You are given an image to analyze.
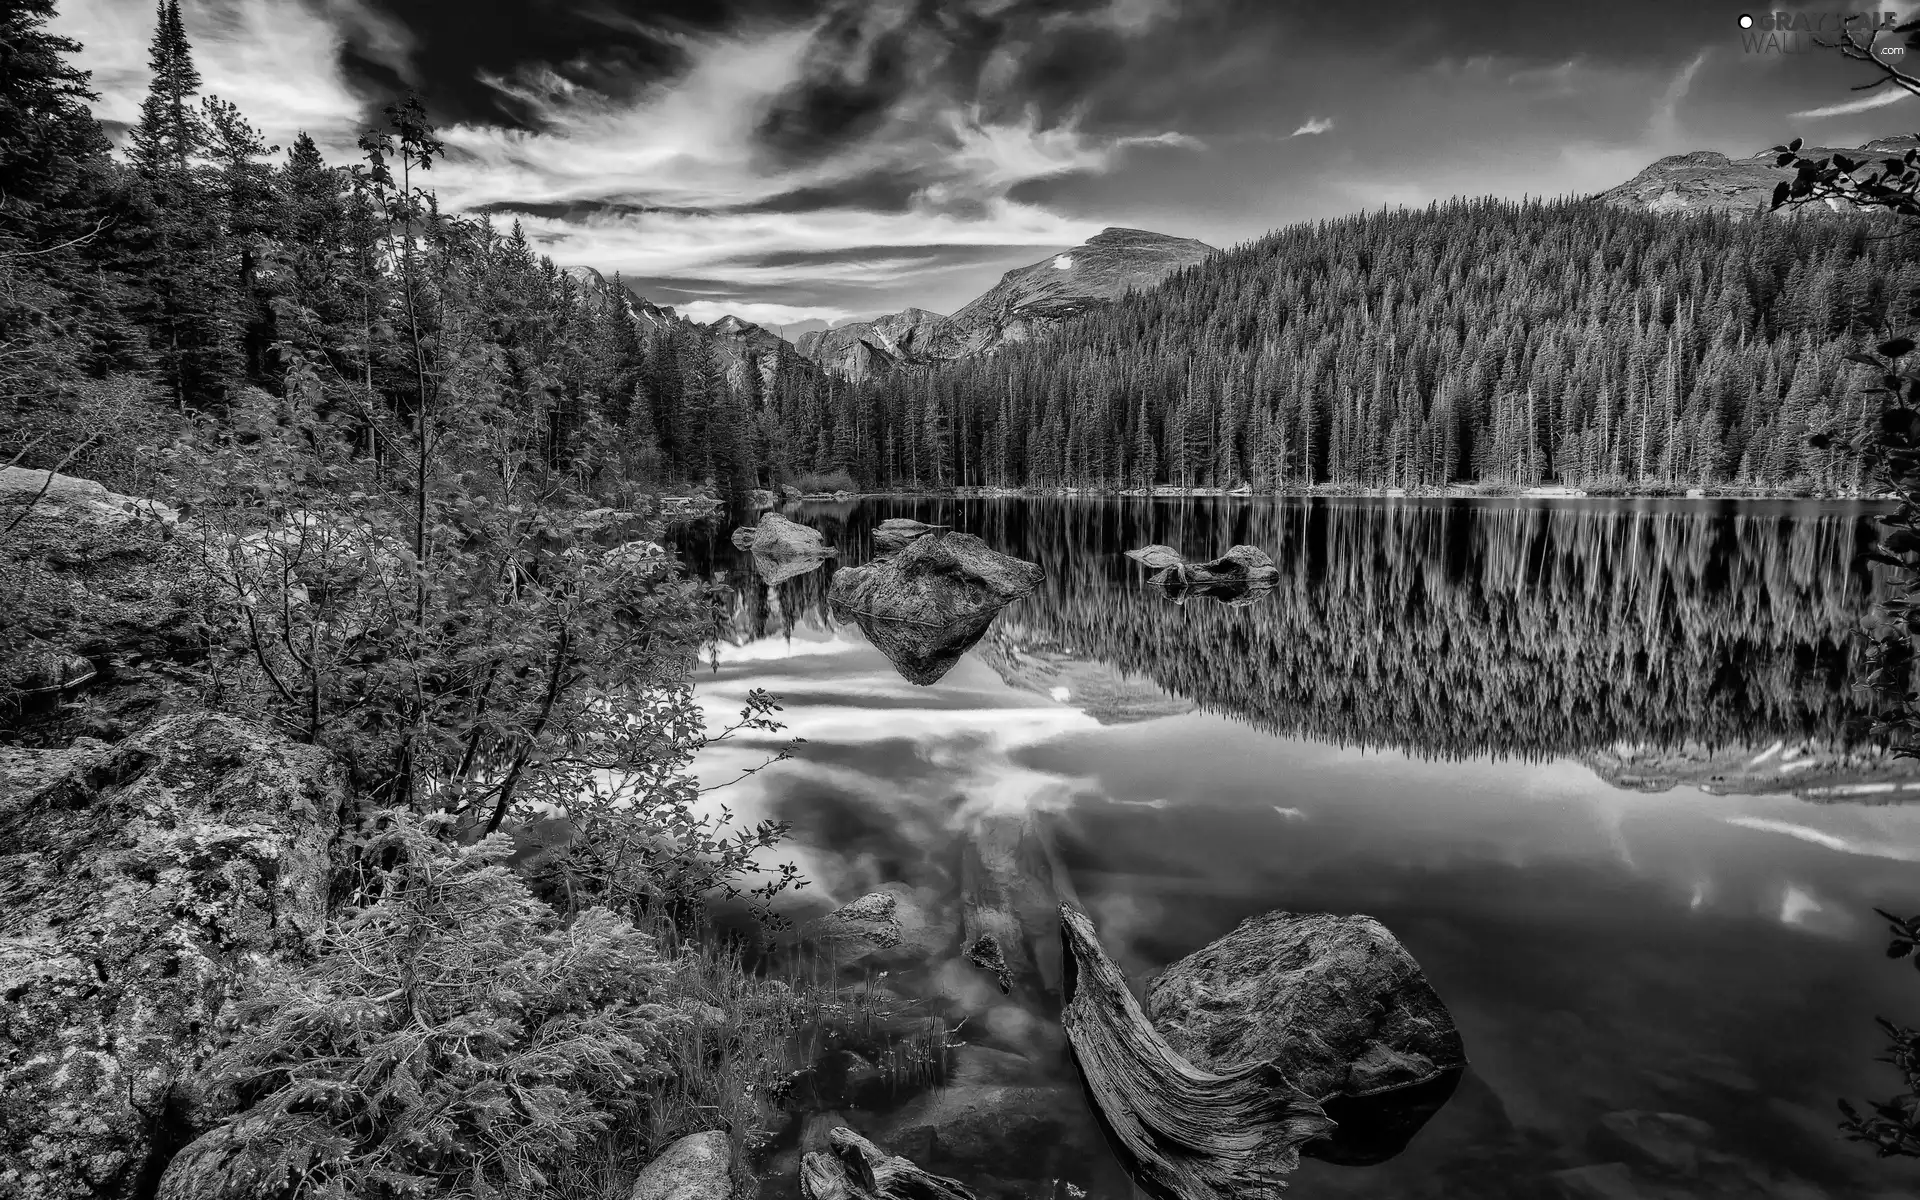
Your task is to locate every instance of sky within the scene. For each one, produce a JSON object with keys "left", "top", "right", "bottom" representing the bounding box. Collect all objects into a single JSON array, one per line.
[{"left": 46, "top": 0, "right": 1920, "bottom": 331}]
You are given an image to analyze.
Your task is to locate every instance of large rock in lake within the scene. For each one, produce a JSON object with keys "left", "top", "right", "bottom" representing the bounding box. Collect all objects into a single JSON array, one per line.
[
  {"left": 0, "top": 712, "right": 346, "bottom": 1199},
  {"left": 828, "top": 534, "right": 1042, "bottom": 684},
  {"left": 742, "top": 512, "right": 835, "bottom": 560},
  {"left": 1144, "top": 910, "right": 1466, "bottom": 1163},
  {"left": 830, "top": 533, "right": 1042, "bottom": 623}
]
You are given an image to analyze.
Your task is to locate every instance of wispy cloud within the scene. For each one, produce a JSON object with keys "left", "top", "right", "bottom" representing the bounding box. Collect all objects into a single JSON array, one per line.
[
  {"left": 1790, "top": 86, "right": 1917, "bottom": 119},
  {"left": 53, "top": 0, "right": 405, "bottom": 158},
  {"left": 1289, "top": 116, "right": 1334, "bottom": 137}
]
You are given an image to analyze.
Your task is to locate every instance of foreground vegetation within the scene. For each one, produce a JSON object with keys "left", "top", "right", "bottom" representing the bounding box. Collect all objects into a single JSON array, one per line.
[{"left": 0, "top": 2, "right": 832, "bottom": 1195}]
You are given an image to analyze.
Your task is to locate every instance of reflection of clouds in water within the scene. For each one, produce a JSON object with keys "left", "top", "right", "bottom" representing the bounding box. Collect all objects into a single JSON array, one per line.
[
  {"left": 1776, "top": 882, "right": 1852, "bottom": 937},
  {"left": 1725, "top": 815, "right": 1920, "bottom": 862},
  {"left": 709, "top": 631, "right": 863, "bottom": 664}
]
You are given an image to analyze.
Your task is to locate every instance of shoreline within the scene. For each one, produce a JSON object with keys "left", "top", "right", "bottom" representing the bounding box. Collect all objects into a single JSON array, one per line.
[{"left": 780, "top": 484, "right": 1897, "bottom": 503}]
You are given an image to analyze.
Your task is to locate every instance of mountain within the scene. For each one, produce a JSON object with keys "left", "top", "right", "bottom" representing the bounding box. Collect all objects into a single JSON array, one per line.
[
  {"left": 796, "top": 307, "right": 969, "bottom": 379},
  {"left": 705, "top": 312, "right": 793, "bottom": 394},
  {"left": 1598, "top": 136, "right": 1920, "bottom": 216},
  {"left": 796, "top": 227, "right": 1215, "bottom": 380}
]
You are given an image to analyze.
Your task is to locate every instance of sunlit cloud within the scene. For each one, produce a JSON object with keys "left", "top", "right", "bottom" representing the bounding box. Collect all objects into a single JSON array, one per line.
[
  {"left": 1289, "top": 116, "right": 1334, "bottom": 136},
  {"left": 1790, "top": 87, "right": 1917, "bottom": 119},
  {"left": 52, "top": 0, "right": 402, "bottom": 159}
]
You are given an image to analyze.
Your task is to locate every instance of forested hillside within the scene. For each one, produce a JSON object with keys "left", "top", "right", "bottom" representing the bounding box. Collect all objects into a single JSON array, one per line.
[{"left": 759, "top": 202, "right": 1920, "bottom": 492}]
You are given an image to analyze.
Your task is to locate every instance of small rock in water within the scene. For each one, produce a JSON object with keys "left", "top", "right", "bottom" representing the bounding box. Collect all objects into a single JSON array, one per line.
[
  {"left": 752, "top": 511, "right": 837, "bottom": 559},
  {"left": 629, "top": 1130, "right": 733, "bottom": 1200},
  {"left": 731, "top": 524, "right": 759, "bottom": 550}
]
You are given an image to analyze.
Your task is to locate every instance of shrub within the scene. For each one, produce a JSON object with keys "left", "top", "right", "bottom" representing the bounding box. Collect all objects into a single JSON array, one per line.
[
  {"left": 790, "top": 468, "right": 856, "bottom": 495},
  {"left": 159, "top": 813, "right": 680, "bottom": 1200}
]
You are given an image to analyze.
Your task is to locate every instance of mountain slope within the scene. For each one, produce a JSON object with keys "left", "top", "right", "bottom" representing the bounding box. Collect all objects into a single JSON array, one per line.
[
  {"left": 797, "top": 227, "right": 1215, "bottom": 380},
  {"left": 1598, "top": 136, "right": 1920, "bottom": 216}
]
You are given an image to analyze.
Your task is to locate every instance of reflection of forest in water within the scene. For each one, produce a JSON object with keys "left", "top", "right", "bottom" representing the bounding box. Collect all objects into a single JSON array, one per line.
[{"left": 680, "top": 496, "right": 1898, "bottom": 765}]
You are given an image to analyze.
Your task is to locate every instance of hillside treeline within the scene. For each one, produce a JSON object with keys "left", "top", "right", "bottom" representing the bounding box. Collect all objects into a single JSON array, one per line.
[{"left": 767, "top": 203, "right": 1920, "bottom": 493}]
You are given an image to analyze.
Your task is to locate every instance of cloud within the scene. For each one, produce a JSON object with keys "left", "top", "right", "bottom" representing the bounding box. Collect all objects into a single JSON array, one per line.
[
  {"left": 52, "top": 0, "right": 405, "bottom": 159},
  {"left": 1790, "top": 86, "right": 1918, "bottom": 119},
  {"left": 1289, "top": 116, "right": 1334, "bottom": 136},
  {"left": 676, "top": 299, "right": 856, "bottom": 327}
]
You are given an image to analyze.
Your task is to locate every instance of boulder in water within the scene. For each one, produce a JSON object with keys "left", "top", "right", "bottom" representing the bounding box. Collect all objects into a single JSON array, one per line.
[
  {"left": 752, "top": 547, "right": 832, "bottom": 586},
  {"left": 1144, "top": 910, "right": 1466, "bottom": 1165},
  {"left": 829, "top": 533, "right": 1041, "bottom": 685},
  {"left": 1059, "top": 905, "right": 1334, "bottom": 1200},
  {"left": 731, "top": 525, "right": 759, "bottom": 550},
  {"left": 1125, "top": 543, "right": 1278, "bottom": 588},
  {"left": 874, "top": 518, "right": 950, "bottom": 554},
  {"left": 830, "top": 533, "right": 1040, "bottom": 625},
  {"left": 752, "top": 511, "right": 836, "bottom": 559}
]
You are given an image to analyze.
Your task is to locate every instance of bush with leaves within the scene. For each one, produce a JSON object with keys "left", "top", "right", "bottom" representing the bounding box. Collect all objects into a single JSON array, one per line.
[{"left": 157, "top": 812, "right": 681, "bottom": 1200}]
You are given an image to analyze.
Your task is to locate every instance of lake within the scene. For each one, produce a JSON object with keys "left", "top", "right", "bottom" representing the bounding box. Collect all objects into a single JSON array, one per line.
[{"left": 675, "top": 495, "right": 1920, "bottom": 1200}]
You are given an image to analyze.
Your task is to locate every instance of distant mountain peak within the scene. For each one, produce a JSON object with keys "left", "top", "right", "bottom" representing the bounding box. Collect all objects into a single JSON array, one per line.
[
  {"left": 797, "top": 226, "right": 1214, "bottom": 380},
  {"left": 1600, "top": 135, "right": 1920, "bottom": 216}
]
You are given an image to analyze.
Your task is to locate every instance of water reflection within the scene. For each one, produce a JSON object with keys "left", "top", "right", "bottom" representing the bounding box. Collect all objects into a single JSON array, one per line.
[{"left": 672, "top": 497, "right": 1920, "bottom": 1200}]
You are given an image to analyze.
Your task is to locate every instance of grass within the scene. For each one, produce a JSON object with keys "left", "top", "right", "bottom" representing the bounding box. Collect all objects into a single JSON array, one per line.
[
  {"left": 541, "top": 917, "right": 956, "bottom": 1200},
  {"left": 789, "top": 469, "right": 858, "bottom": 495}
]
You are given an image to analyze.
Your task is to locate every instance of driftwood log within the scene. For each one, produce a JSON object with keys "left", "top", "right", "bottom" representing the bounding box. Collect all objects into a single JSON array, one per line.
[
  {"left": 799, "top": 1126, "right": 979, "bottom": 1200},
  {"left": 1059, "top": 905, "right": 1334, "bottom": 1200}
]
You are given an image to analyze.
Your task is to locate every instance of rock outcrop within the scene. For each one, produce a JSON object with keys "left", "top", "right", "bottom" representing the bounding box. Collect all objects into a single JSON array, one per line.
[
  {"left": 1597, "top": 136, "right": 1920, "bottom": 216},
  {"left": 796, "top": 309, "right": 969, "bottom": 382},
  {"left": 0, "top": 712, "right": 347, "bottom": 1199},
  {"left": 629, "top": 1129, "right": 735, "bottom": 1200},
  {"left": 1143, "top": 909, "right": 1466, "bottom": 1165},
  {"left": 0, "top": 469, "right": 201, "bottom": 740},
  {"left": 1058, "top": 905, "right": 1334, "bottom": 1200}
]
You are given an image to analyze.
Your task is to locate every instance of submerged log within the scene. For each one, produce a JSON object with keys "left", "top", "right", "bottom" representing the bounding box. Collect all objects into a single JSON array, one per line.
[
  {"left": 1059, "top": 904, "right": 1334, "bottom": 1200},
  {"left": 799, "top": 1126, "right": 978, "bottom": 1200}
]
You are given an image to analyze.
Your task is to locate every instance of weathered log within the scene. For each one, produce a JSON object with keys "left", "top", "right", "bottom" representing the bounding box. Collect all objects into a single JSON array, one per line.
[
  {"left": 1058, "top": 904, "right": 1334, "bottom": 1200},
  {"left": 799, "top": 1127, "right": 978, "bottom": 1200}
]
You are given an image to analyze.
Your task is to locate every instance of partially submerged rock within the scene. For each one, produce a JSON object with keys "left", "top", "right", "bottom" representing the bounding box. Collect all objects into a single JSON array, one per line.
[
  {"left": 831, "top": 532, "right": 1041, "bottom": 625},
  {"left": 750, "top": 488, "right": 777, "bottom": 511},
  {"left": 732, "top": 525, "right": 760, "bottom": 550},
  {"left": 750, "top": 511, "right": 837, "bottom": 559},
  {"left": 629, "top": 1129, "right": 733, "bottom": 1200},
  {"left": 1144, "top": 910, "right": 1466, "bottom": 1165},
  {"left": 1058, "top": 905, "right": 1333, "bottom": 1200},
  {"left": 1145, "top": 911, "right": 1466, "bottom": 1101},
  {"left": 1124, "top": 544, "right": 1278, "bottom": 589},
  {"left": 0, "top": 713, "right": 346, "bottom": 1200},
  {"left": 800, "top": 1126, "right": 978, "bottom": 1200},
  {"left": 873, "top": 518, "right": 950, "bottom": 554},
  {"left": 829, "top": 533, "right": 1041, "bottom": 683}
]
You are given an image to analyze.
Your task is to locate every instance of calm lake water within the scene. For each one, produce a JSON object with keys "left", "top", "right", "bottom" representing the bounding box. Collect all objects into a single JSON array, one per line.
[{"left": 676, "top": 496, "right": 1920, "bottom": 1200}]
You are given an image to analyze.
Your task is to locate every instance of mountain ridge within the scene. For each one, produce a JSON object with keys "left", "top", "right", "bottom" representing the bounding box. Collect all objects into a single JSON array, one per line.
[{"left": 1598, "top": 134, "right": 1920, "bottom": 216}]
